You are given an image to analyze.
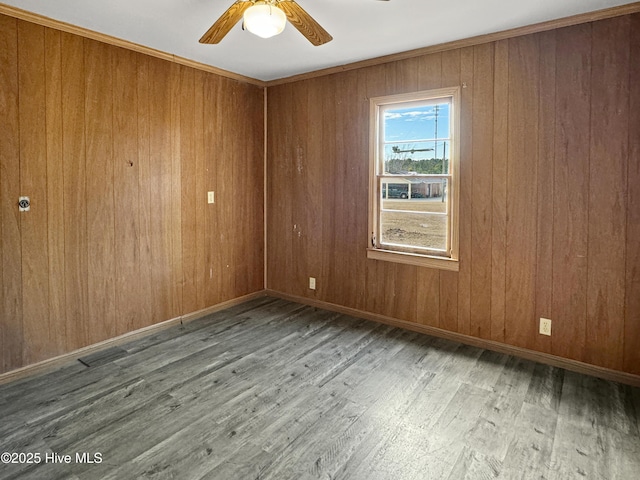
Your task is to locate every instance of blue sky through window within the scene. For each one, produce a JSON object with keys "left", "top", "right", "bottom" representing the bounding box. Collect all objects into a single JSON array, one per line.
[{"left": 384, "top": 103, "right": 450, "bottom": 160}]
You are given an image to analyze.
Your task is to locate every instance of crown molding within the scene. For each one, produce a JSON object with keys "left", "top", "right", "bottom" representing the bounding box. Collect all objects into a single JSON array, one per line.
[
  {"left": 0, "top": 3, "right": 266, "bottom": 87},
  {"left": 3, "top": 2, "right": 638, "bottom": 87},
  {"left": 267, "top": 1, "right": 640, "bottom": 86}
]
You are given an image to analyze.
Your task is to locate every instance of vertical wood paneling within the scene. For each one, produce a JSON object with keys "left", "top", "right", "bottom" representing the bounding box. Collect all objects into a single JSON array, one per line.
[
  {"left": 0, "top": 18, "right": 265, "bottom": 375},
  {"left": 320, "top": 75, "right": 339, "bottom": 304},
  {"left": 231, "top": 84, "right": 245, "bottom": 297},
  {"left": 438, "top": 48, "right": 461, "bottom": 333},
  {"left": 391, "top": 238, "right": 418, "bottom": 320},
  {"left": 417, "top": 52, "right": 442, "bottom": 90},
  {"left": 148, "top": 57, "right": 174, "bottom": 323},
  {"left": 416, "top": 267, "right": 440, "bottom": 328},
  {"left": 266, "top": 14, "right": 639, "bottom": 376},
  {"left": 3, "top": 12, "right": 639, "bottom": 378},
  {"left": 113, "top": 47, "right": 140, "bottom": 336},
  {"left": 203, "top": 73, "right": 222, "bottom": 306},
  {"left": 395, "top": 57, "right": 419, "bottom": 93},
  {"left": 228, "top": 80, "right": 242, "bottom": 297},
  {"left": 180, "top": 66, "right": 197, "bottom": 314},
  {"left": 238, "top": 81, "right": 263, "bottom": 296},
  {"left": 85, "top": 39, "right": 116, "bottom": 345},
  {"left": 238, "top": 81, "right": 254, "bottom": 296},
  {"left": 0, "top": 14, "right": 23, "bottom": 371},
  {"left": 470, "top": 43, "right": 494, "bottom": 340},
  {"left": 265, "top": 84, "right": 279, "bottom": 294},
  {"left": 18, "top": 21, "right": 50, "bottom": 364},
  {"left": 193, "top": 70, "right": 207, "bottom": 310},
  {"left": 291, "top": 80, "right": 310, "bottom": 298},
  {"left": 248, "top": 85, "right": 265, "bottom": 294},
  {"left": 585, "top": 17, "right": 629, "bottom": 370},
  {"left": 306, "top": 77, "right": 325, "bottom": 298},
  {"left": 216, "top": 77, "right": 236, "bottom": 301},
  {"left": 457, "top": 47, "right": 474, "bottom": 336},
  {"left": 535, "top": 30, "right": 556, "bottom": 354},
  {"left": 223, "top": 79, "right": 237, "bottom": 300},
  {"left": 505, "top": 35, "right": 539, "bottom": 349},
  {"left": 170, "top": 63, "right": 183, "bottom": 317},
  {"left": 61, "top": 32, "right": 88, "bottom": 351},
  {"left": 236, "top": 83, "right": 252, "bottom": 297},
  {"left": 491, "top": 39, "right": 509, "bottom": 343},
  {"left": 232, "top": 81, "right": 251, "bottom": 296},
  {"left": 44, "top": 28, "right": 66, "bottom": 356},
  {"left": 335, "top": 70, "right": 367, "bottom": 311},
  {"left": 267, "top": 83, "right": 294, "bottom": 294},
  {"left": 355, "top": 71, "right": 370, "bottom": 312},
  {"left": 136, "top": 54, "right": 153, "bottom": 329},
  {"left": 624, "top": 13, "right": 640, "bottom": 375},
  {"left": 150, "top": 64, "right": 176, "bottom": 313},
  {"left": 552, "top": 24, "right": 591, "bottom": 362},
  {"left": 232, "top": 80, "right": 246, "bottom": 298},
  {"left": 363, "top": 64, "right": 387, "bottom": 317}
]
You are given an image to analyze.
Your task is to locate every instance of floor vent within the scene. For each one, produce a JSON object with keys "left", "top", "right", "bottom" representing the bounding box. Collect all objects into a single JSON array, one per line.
[{"left": 78, "top": 346, "right": 129, "bottom": 367}]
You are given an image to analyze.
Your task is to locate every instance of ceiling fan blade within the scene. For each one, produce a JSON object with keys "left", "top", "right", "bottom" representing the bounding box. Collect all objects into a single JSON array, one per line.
[
  {"left": 199, "top": 0, "right": 252, "bottom": 44},
  {"left": 277, "top": 1, "right": 333, "bottom": 46}
]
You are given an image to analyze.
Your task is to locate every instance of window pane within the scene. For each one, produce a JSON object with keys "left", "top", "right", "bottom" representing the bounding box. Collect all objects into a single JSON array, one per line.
[
  {"left": 370, "top": 87, "right": 459, "bottom": 265},
  {"left": 381, "top": 179, "right": 447, "bottom": 208},
  {"left": 383, "top": 102, "right": 450, "bottom": 142},
  {"left": 379, "top": 211, "right": 447, "bottom": 251},
  {"left": 379, "top": 178, "right": 449, "bottom": 252},
  {"left": 383, "top": 140, "right": 451, "bottom": 174}
]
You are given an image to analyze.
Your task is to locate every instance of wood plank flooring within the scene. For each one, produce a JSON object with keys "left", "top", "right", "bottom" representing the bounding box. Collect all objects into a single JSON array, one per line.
[{"left": 1, "top": 296, "right": 639, "bottom": 479}]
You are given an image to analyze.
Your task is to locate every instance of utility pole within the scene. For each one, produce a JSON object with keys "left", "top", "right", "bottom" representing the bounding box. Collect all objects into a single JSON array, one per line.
[{"left": 434, "top": 104, "right": 439, "bottom": 172}]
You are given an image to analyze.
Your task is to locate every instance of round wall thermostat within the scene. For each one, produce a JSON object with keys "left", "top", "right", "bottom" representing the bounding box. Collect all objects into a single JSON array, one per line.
[{"left": 19, "top": 196, "right": 30, "bottom": 212}]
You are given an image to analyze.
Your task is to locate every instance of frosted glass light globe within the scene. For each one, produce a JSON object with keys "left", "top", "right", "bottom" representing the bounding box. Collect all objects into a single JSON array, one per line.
[{"left": 244, "top": 3, "right": 287, "bottom": 39}]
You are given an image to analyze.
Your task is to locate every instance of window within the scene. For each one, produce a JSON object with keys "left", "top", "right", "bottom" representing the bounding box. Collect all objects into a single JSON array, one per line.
[{"left": 368, "top": 87, "right": 460, "bottom": 271}]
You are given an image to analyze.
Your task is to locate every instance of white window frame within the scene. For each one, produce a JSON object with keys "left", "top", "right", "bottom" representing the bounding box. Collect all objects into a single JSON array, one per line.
[{"left": 367, "top": 87, "right": 460, "bottom": 271}]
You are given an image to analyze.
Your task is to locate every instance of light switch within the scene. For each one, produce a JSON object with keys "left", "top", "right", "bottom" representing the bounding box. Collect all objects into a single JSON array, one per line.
[{"left": 208, "top": 191, "right": 215, "bottom": 204}]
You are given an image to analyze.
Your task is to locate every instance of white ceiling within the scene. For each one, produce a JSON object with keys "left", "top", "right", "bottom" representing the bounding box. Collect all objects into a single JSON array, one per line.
[{"left": 2, "top": 0, "right": 636, "bottom": 81}]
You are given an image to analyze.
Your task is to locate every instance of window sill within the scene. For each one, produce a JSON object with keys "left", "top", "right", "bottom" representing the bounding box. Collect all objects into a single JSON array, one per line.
[{"left": 367, "top": 247, "right": 459, "bottom": 272}]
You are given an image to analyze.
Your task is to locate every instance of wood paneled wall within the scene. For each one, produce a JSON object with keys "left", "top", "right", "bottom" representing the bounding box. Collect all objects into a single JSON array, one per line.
[
  {"left": 0, "top": 15, "right": 264, "bottom": 374},
  {"left": 266, "top": 14, "right": 640, "bottom": 375},
  {"left": 1, "top": 11, "right": 638, "bottom": 378}
]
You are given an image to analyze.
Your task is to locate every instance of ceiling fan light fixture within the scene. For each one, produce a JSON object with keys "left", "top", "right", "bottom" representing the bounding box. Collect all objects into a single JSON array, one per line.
[{"left": 243, "top": 3, "right": 287, "bottom": 39}]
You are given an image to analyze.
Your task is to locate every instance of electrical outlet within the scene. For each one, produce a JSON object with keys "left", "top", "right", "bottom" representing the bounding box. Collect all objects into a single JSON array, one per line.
[
  {"left": 208, "top": 191, "right": 215, "bottom": 204},
  {"left": 309, "top": 277, "right": 316, "bottom": 290},
  {"left": 539, "top": 318, "right": 552, "bottom": 336}
]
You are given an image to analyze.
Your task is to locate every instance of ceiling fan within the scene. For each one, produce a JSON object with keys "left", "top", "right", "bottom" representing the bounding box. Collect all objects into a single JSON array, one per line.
[{"left": 199, "top": 0, "right": 333, "bottom": 46}]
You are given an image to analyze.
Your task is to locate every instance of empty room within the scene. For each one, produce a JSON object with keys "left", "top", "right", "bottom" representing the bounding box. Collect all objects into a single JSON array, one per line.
[{"left": 1, "top": 0, "right": 639, "bottom": 478}]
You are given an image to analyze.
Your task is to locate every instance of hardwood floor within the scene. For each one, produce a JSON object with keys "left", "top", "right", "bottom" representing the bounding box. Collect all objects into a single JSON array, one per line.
[{"left": 1, "top": 296, "right": 639, "bottom": 479}]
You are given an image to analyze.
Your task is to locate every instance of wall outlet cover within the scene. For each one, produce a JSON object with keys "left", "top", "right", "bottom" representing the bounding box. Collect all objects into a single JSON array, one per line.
[{"left": 539, "top": 318, "right": 552, "bottom": 336}]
